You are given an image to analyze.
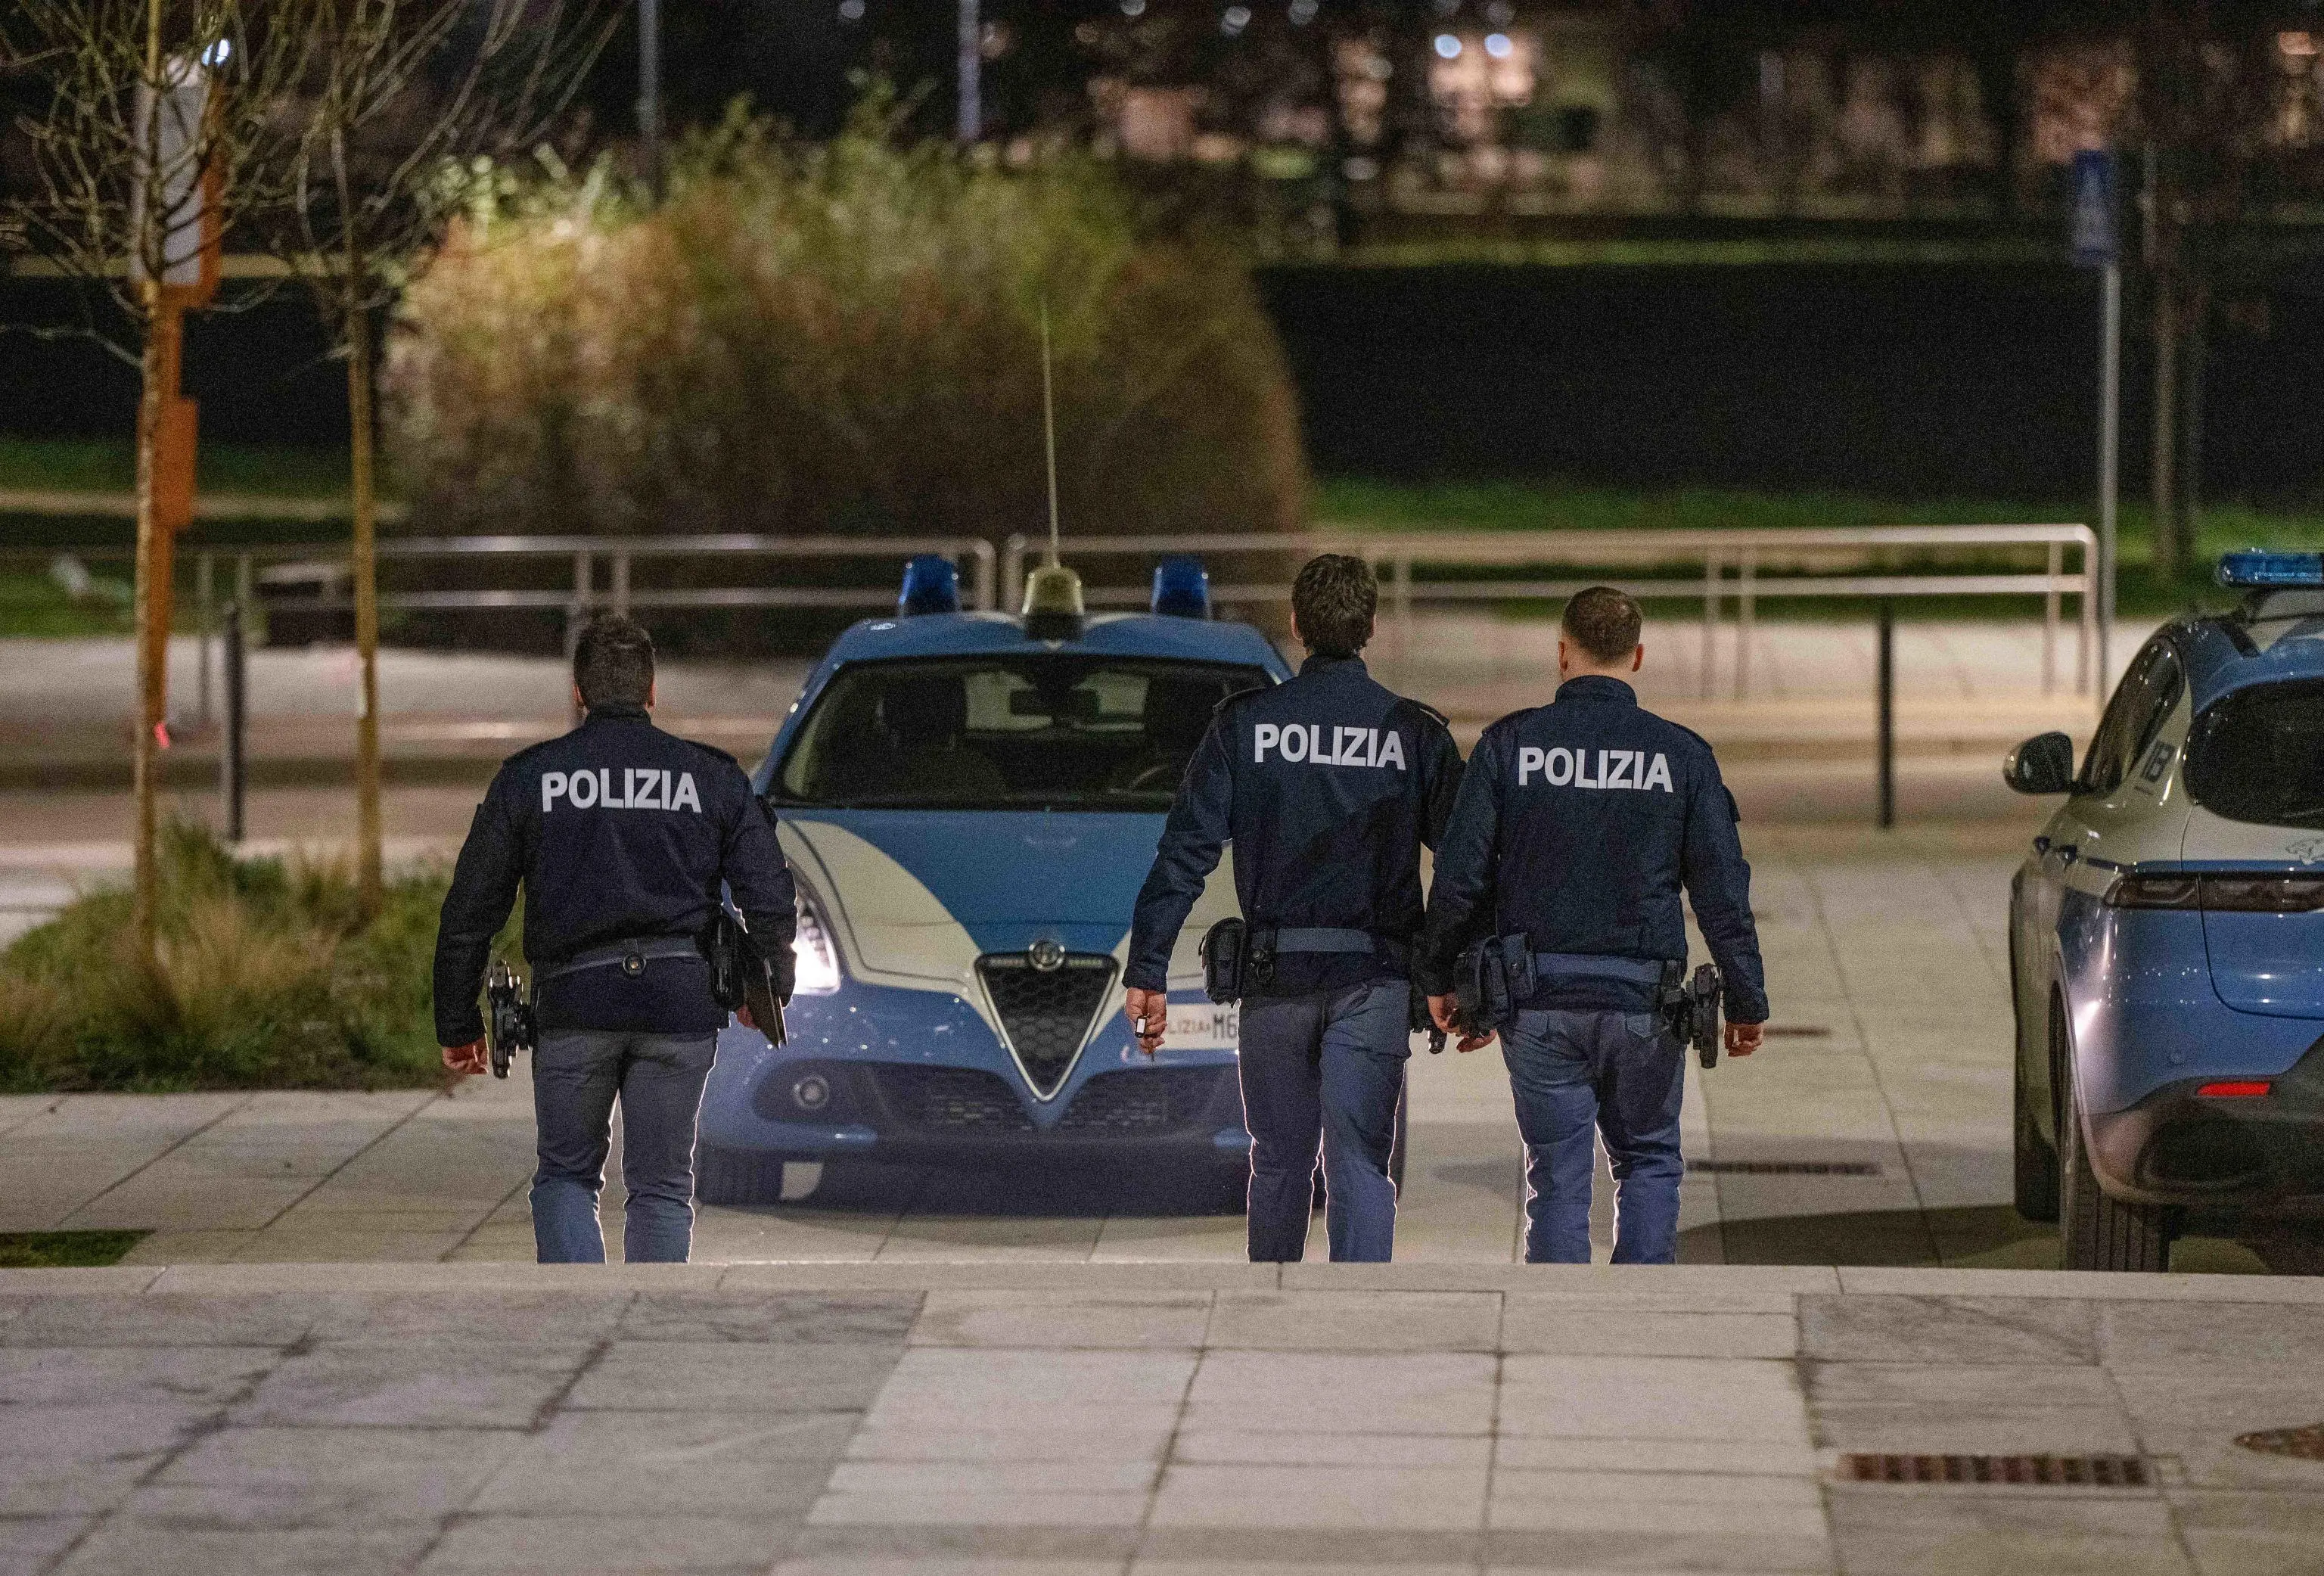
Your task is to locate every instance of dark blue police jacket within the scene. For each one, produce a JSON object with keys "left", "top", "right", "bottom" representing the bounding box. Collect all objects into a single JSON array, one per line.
[
  {"left": 1126, "top": 654, "right": 1464, "bottom": 999},
  {"left": 432, "top": 702, "right": 797, "bottom": 1045},
  {"left": 1417, "top": 675, "right": 1769, "bottom": 1021}
]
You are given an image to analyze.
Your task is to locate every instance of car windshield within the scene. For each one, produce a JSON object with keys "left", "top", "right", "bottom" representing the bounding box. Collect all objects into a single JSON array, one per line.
[
  {"left": 772, "top": 655, "right": 1270, "bottom": 810},
  {"left": 2186, "top": 679, "right": 2324, "bottom": 829}
]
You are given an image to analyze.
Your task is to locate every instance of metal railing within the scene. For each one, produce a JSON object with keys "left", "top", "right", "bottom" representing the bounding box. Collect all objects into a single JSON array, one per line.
[
  {"left": 1003, "top": 524, "right": 2099, "bottom": 699},
  {"left": 11, "top": 533, "right": 996, "bottom": 726}
]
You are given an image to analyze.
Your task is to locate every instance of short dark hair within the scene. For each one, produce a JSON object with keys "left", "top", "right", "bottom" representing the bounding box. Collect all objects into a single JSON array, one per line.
[
  {"left": 1561, "top": 586, "right": 1642, "bottom": 664},
  {"left": 573, "top": 613, "right": 656, "bottom": 708},
  {"left": 1291, "top": 554, "right": 1378, "bottom": 658}
]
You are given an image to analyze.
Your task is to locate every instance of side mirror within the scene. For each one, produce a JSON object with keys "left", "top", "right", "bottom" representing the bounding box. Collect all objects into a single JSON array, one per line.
[{"left": 2004, "top": 732, "right": 2077, "bottom": 795}]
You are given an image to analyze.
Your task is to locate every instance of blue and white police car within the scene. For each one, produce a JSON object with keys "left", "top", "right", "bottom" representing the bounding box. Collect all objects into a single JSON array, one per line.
[
  {"left": 2008, "top": 552, "right": 2324, "bottom": 1269},
  {"left": 695, "top": 558, "right": 1294, "bottom": 1205}
]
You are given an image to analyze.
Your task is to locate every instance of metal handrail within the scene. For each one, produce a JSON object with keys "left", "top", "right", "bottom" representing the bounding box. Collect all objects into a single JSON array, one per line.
[
  {"left": 13, "top": 533, "right": 996, "bottom": 729},
  {"left": 1000, "top": 524, "right": 2099, "bottom": 700}
]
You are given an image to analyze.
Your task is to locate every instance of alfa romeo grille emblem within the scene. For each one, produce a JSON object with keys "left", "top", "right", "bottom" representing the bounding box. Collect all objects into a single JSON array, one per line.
[{"left": 1027, "top": 938, "right": 1067, "bottom": 972}]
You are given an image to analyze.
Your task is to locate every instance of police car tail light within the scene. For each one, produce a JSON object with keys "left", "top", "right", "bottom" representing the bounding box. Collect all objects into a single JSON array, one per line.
[
  {"left": 899, "top": 555, "right": 962, "bottom": 616},
  {"left": 2106, "top": 874, "right": 2200, "bottom": 909},
  {"left": 1151, "top": 557, "right": 1211, "bottom": 619},
  {"left": 2106, "top": 872, "right": 2324, "bottom": 911},
  {"left": 2197, "top": 1080, "right": 2273, "bottom": 1098},
  {"left": 2217, "top": 550, "right": 2324, "bottom": 588},
  {"left": 793, "top": 892, "right": 843, "bottom": 994}
]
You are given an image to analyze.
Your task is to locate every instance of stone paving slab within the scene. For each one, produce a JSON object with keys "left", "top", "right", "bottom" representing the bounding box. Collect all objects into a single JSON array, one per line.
[
  {"left": 9, "top": 1264, "right": 2323, "bottom": 1574},
  {"left": 5, "top": 823, "right": 2154, "bottom": 1276}
]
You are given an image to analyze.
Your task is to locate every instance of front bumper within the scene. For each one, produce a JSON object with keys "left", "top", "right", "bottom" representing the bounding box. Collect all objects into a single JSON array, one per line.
[
  {"left": 726, "top": 1054, "right": 1250, "bottom": 1164},
  {"left": 2086, "top": 1031, "right": 2324, "bottom": 1214}
]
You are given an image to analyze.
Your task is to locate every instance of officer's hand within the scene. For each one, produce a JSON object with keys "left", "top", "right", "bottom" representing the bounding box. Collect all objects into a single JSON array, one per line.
[
  {"left": 736, "top": 1004, "right": 757, "bottom": 1031},
  {"left": 1123, "top": 988, "right": 1167, "bottom": 1056},
  {"left": 1428, "top": 994, "right": 1494, "bottom": 1054},
  {"left": 442, "top": 1039, "right": 488, "bottom": 1077},
  {"left": 1726, "top": 1021, "right": 1763, "bottom": 1058}
]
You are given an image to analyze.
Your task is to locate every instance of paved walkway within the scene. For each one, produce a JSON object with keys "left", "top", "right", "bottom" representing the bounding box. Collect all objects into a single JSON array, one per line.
[
  {"left": 0, "top": 824, "right": 2280, "bottom": 1275},
  {"left": 4, "top": 1259, "right": 2323, "bottom": 1574},
  {"left": 0, "top": 616, "right": 2148, "bottom": 778}
]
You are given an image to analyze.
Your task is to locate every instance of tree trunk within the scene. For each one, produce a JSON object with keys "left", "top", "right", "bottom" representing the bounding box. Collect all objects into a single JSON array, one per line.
[
  {"left": 348, "top": 302, "right": 383, "bottom": 916},
  {"left": 2149, "top": 273, "right": 2180, "bottom": 582},
  {"left": 2177, "top": 281, "right": 2207, "bottom": 577},
  {"left": 130, "top": 306, "right": 169, "bottom": 956}
]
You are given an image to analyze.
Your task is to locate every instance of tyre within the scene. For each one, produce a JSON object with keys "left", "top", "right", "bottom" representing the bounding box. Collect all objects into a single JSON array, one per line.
[
  {"left": 694, "top": 1145, "right": 793, "bottom": 1208},
  {"left": 2055, "top": 996, "right": 2173, "bottom": 1272},
  {"left": 2014, "top": 1038, "right": 2060, "bottom": 1223}
]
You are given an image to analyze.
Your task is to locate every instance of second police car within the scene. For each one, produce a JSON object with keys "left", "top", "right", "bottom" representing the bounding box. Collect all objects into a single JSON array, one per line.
[
  {"left": 2007, "top": 552, "right": 2324, "bottom": 1269},
  {"left": 695, "top": 557, "right": 1296, "bottom": 1204}
]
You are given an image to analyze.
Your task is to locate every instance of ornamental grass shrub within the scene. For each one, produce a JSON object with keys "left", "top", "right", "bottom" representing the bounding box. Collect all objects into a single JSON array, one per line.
[
  {"left": 0, "top": 823, "right": 452, "bottom": 1092},
  {"left": 385, "top": 105, "right": 1309, "bottom": 570}
]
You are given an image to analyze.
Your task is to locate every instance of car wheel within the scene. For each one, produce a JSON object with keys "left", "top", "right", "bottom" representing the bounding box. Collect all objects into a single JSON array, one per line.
[
  {"left": 2014, "top": 1036, "right": 2060, "bottom": 1223},
  {"left": 694, "top": 1145, "right": 794, "bottom": 1208},
  {"left": 2055, "top": 997, "right": 2173, "bottom": 1272}
]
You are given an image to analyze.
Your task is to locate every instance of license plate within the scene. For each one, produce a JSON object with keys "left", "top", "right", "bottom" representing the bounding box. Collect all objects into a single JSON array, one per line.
[{"left": 1167, "top": 1000, "right": 1239, "bottom": 1049}]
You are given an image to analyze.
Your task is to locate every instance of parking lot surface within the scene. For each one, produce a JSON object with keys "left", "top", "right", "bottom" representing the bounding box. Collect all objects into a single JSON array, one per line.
[{"left": 5, "top": 1259, "right": 2324, "bottom": 1575}]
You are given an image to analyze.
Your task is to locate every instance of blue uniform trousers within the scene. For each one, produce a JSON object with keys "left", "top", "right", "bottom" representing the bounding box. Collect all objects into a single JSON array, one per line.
[
  {"left": 531, "top": 1029, "right": 718, "bottom": 1264},
  {"left": 1236, "top": 978, "right": 1409, "bottom": 1263},
  {"left": 1501, "top": 1008, "right": 1686, "bottom": 1264}
]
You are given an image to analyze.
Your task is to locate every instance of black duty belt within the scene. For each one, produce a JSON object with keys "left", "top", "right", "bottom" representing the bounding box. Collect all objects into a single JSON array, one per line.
[
  {"left": 1272, "top": 927, "right": 1379, "bottom": 953},
  {"left": 1530, "top": 953, "right": 1667, "bottom": 987},
  {"left": 536, "top": 937, "right": 702, "bottom": 986}
]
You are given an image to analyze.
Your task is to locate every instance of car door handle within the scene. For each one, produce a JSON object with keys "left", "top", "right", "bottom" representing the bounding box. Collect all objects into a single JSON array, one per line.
[{"left": 2049, "top": 844, "right": 2079, "bottom": 866}]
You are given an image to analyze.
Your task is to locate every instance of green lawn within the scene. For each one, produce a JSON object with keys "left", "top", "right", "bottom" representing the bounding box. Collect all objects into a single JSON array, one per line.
[
  {"left": 0, "top": 1230, "right": 148, "bottom": 1267},
  {"left": 0, "top": 437, "right": 359, "bottom": 499}
]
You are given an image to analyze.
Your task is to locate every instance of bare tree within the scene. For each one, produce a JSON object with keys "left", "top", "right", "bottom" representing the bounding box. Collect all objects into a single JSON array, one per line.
[
  {"left": 5, "top": 0, "right": 315, "bottom": 953},
  {"left": 273, "top": 0, "right": 612, "bottom": 912}
]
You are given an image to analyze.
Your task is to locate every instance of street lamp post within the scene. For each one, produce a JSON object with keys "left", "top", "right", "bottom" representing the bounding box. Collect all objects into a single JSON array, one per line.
[
  {"left": 639, "top": 0, "right": 663, "bottom": 200},
  {"left": 957, "top": 0, "right": 979, "bottom": 142}
]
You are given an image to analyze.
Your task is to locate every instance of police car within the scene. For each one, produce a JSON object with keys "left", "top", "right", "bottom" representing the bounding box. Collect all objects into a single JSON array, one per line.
[
  {"left": 2007, "top": 552, "right": 2324, "bottom": 1270},
  {"left": 694, "top": 557, "right": 1294, "bottom": 1204}
]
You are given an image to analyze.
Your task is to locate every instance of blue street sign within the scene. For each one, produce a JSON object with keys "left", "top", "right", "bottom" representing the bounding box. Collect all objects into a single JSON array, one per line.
[{"left": 2071, "top": 149, "right": 2117, "bottom": 268}]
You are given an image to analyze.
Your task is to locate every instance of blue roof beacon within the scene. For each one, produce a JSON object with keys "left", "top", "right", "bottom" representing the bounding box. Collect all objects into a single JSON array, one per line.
[
  {"left": 2217, "top": 550, "right": 2324, "bottom": 589},
  {"left": 896, "top": 555, "right": 963, "bottom": 617},
  {"left": 1151, "top": 557, "right": 1212, "bottom": 620}
]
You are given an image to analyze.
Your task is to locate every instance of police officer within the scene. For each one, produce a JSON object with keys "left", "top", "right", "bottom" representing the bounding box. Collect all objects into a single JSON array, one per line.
[
  {"left": 1124, "top": 555, "right": 1462, "bottom": 1263},
  {"left": 1418, "top": 586, "right": 1767, "bottom": 1265},
  {"left": 433, "top": 614, "right": 797, "bottom": 1264}
]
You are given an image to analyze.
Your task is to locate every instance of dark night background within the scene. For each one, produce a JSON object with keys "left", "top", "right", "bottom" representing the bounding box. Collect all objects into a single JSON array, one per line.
[{"left": 8, "top": 262, "right": 2324, "bottom": 502}]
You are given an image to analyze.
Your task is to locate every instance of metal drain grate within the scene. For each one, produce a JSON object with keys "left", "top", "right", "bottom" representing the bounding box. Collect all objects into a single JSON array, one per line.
[
  {"left": 2237, "top": 1424, "right": 2324, "bottom": 1460},
  {"left": 1838, "top": 1453, "right": 2150, "bottom": 1487},
  {"left": 1686, "top": 1159, "right": 1883, "bottom": 1177}
]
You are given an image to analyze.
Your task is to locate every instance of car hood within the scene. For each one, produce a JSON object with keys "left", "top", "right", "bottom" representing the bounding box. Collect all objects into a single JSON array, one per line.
[{"left": 778, "top": 810, "right": 1167, "bottom": 947}]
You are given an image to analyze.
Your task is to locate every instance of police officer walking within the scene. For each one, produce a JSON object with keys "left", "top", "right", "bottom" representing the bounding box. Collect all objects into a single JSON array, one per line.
[
  {"left": 433, "top": 614, "right": 797, "bottom": 1264},
  {"left": 1418, "top": 587, "right": 1767, "bottom": 1265},
  {"left": 1124, "top": 555, "right": 1462, "bottom": 1263}
]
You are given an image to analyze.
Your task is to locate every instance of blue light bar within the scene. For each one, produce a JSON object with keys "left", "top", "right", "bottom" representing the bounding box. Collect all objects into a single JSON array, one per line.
[
  {"left": 2218, "top": 551, "right": 2324, "bottom": 589},
  {"left": 1151, "top": 557, "right": 1211, "bottom": 619},
  {"left": 897, "top": 555, "right": 962, "bottom": 616}
]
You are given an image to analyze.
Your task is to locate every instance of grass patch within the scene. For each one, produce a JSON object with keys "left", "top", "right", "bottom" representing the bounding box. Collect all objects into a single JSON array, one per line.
[
  {"left": 0, "top": 1230, "right": 148, "bottom": 1268},
  {"left": 0, "top": 437, "right": 359, "bottom": 499},
  {"left": 0, "top": 822, "right": 468, "bottom": 1093}
]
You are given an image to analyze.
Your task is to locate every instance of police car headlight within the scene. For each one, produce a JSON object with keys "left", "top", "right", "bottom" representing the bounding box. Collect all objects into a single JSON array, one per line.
[{"left": 793, "top": 890, "right": 843, "bottom": 995}]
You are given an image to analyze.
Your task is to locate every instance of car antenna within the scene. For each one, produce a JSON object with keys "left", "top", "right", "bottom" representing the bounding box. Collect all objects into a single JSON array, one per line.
[
  {"left": 1040, "top": 297, "right": 1061, "bottom": 567},
  {"left": 1021, "top": 296, "right": 1085, "bottom": 639}
]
